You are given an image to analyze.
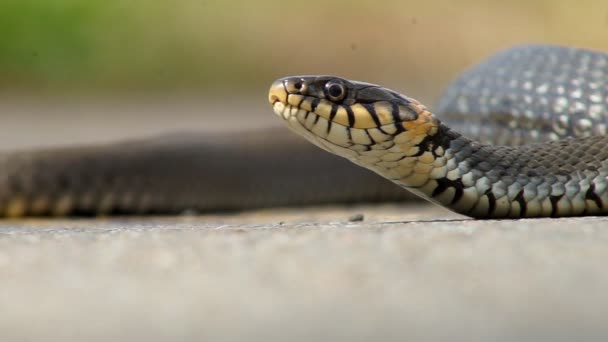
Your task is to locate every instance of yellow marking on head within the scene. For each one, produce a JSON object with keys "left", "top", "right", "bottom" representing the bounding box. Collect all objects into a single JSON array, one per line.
[
  {"left": 314, "top": 100, "right": 333, "bottom": 118},
  {"left": 291, "top": 97, "right": 346, "bottom": 126},
  {"left": 373, "top": 101, "right": 395, "bottom": 126},
  {"left": 394, "top": 130, "right": 425, "bottom": 145},
  {"left": 268, "top": 80, "right": 287, "bottom": 104},
  {"left": 297, "top": 98, "right": 312, "bottom": 112},
  {"left": 332, "top": 106, "right": 350, "bottom": 126},
  {"left": 380, "top": 124, "right": 398, "bottom": 135},
  {"left": 287, "top": 94, "right": 304, "bottom": 107},
  {"left": 401, "top": 109, "right": 439, "bottom": 144},
  {"left": 350, "top": 104, "right": 375, "bottom": 129}
]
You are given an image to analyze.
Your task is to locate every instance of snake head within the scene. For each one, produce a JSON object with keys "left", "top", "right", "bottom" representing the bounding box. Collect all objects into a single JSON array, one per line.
[
  {"left": 268, "top": 75, "right": 421, "bottom": 127},
  {"left": 268, "top": 75, "right": 439, "bottom": 159}
]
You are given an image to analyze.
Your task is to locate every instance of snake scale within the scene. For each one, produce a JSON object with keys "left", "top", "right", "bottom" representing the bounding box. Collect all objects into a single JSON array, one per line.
[{"left": 2, "top": 44, "right": 607, "bottom": 218}]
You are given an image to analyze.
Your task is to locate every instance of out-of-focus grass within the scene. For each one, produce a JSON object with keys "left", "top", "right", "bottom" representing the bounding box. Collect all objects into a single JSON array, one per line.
[
  {"left": 1, "top": 1, "right": 101, "bottom": 85},
  {"left": 1, "top": 0, "right": 608, "bottom": 93}
]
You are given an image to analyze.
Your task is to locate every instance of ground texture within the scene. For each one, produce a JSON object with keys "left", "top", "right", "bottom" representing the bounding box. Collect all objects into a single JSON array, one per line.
[
  {"left": 2, "top": 204, "right": 608, "bottom": 342},
  {"left": 2, "top": 97, "right": 608, "bottom": 341}
]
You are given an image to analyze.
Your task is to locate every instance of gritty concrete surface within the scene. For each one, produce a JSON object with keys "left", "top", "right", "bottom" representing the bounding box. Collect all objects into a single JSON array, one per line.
[
  {"left": 1, "top": 204, "right": 608, "bottom": 342},
  {"left": 2, "top": 97, "right": 608, "bottom": 341}
]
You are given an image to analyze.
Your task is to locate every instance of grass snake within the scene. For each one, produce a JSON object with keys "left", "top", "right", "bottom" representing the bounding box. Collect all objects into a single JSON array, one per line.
[
  {"left": 1, "top": 44, "right": 606, "bottom": 218},
  {"left": 270, "top": 44, "right": 608, "bottom": 219}
]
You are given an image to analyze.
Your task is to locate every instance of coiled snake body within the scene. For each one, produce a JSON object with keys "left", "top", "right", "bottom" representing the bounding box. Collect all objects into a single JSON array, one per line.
[{"left": 2, "top": 44, "right": 607, "bottom": 218}]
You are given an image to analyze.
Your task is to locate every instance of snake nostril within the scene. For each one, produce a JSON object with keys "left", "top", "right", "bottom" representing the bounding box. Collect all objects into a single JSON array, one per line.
[{"left": 269, "top": 79, "right": 288, "bottom": 104}]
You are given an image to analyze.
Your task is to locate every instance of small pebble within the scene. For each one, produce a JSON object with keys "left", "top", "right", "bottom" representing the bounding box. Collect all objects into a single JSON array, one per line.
[{"left": 348, "top": 214, "right": 364, "bottom": 222}]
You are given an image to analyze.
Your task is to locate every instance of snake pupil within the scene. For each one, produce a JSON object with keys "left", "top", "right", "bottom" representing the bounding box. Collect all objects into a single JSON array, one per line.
[
  {"left": 326, "top": 81, "right": 345, "bottom": 101},
  {"left": 329, "top": 85, "right": 341, "bottom": 97}
]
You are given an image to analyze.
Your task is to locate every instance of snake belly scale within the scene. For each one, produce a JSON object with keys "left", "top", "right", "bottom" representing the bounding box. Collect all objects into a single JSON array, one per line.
[{"left": 269, "top": 45, "right": 608, "bottom": 219}]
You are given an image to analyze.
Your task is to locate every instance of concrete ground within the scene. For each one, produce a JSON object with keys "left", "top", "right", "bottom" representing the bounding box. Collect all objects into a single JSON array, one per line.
[
  {"left": 2, "top": 205, "right": 608, "bottom": 342},
  {"left": 2, "top": 96, "right": 608, "bottom": 341}
]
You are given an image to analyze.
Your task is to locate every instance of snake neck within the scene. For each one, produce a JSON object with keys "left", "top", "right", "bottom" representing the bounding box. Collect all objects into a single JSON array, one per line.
[{"left": 357, "top": 121, "right": 607, "bottom": 219}]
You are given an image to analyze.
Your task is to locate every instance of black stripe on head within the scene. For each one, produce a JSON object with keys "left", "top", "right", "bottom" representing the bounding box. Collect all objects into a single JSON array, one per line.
[
  {"left": 329, "top": 105, "right": 338, "bottom": 121},
  {"left": 346, "top": 125, "right": 353, "bottom": 142},
  {"left": 362, "top": 103, "right": 382, "bottom": 127},
  {"left": 326, "top": 105, "right": 338, "bottom": 133},
  {"left": 345, "top": 106, "right": 356, "bottom": 127},
  {"left": 310, "top": 98, "right": 320, "bottom": 112},
  {"left": 390, "top": 103, "right": 405, "bottom": 134}
]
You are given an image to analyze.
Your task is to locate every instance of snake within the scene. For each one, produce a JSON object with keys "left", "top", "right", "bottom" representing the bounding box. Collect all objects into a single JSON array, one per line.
[
  {"left": 1, "top": 44, "right": 607, "bottom": 218},
  {"left": 270, "top": 44, "right": 608, "bottom": 219}
]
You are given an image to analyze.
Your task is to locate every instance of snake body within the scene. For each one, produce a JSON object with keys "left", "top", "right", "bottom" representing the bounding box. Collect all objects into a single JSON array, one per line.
[
  {"left": 270, "top": 45, "right": 608, "bottom": 219},
  {"left": 1, "top": 44, "right": 607, "bottom": 218},
  {"left": 0, "top": 130, "right": 410, "bottom": 216}
]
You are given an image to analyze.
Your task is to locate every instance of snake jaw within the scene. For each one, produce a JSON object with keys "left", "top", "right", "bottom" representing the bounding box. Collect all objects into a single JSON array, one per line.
[{"left": 272, "top": 101, "right": 289, "bottom": 120}]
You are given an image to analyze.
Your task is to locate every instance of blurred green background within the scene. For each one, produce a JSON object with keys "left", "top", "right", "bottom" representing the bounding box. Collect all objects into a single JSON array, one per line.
[
  {"left": 2, "top": 0, "right": 608, "bottom": 94},
  {"left": 1, "top": 0, "right": 608, "bottom": 149}
]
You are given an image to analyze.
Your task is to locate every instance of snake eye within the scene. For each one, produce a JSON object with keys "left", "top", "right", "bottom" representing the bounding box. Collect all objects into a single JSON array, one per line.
[{"left": 325, "top": 81, "right": 346, "bottom": 102}]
